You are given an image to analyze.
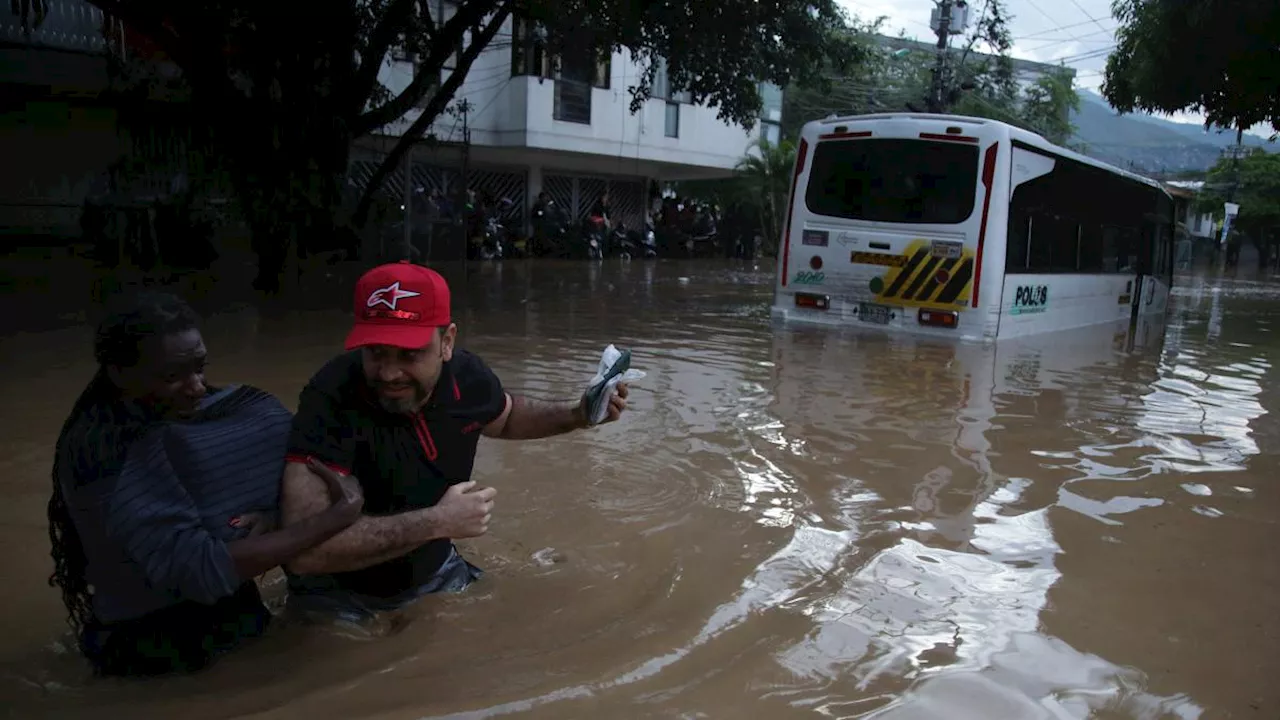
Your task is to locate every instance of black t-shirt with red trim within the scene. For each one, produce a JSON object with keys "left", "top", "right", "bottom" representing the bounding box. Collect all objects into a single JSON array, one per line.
[{"left": 285, "top": 348, "right": 506, "bottom": 598}]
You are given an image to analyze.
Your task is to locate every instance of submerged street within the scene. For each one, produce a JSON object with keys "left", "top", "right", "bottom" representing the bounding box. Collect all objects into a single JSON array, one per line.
[{"left": 0, "top": 259, "right": 1275, "bottom": 719}]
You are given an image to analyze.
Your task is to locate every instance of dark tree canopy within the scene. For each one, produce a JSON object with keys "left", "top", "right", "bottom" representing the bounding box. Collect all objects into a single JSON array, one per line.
[
  {"left": 1102, "top": 0, "right": 1280, "bottom": 134},
  {"left": 77, "top": 0, "right": 861, "bottom": 289},
  {"left": 83, "top": 0, "right": 862, "bottom": 159}
]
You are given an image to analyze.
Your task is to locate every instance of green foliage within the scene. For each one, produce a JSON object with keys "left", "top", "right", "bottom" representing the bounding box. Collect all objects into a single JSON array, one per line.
[
  {"left": 1103, "top": 0, "right": 1280, "bottom": 135},
  {"left": 782, "top": 0, "right": 1079, "bottom": 145},
  {"left": 1196, "top": 150, "right": 1280, "bottom": 237},
  {"left": 733, "top": 138, "right": 798, "bottom": 257}
]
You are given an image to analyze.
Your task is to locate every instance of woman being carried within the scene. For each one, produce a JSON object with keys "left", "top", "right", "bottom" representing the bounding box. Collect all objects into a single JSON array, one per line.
[{"left": 49, "top": 291, "right": 362, "bottom": 677}]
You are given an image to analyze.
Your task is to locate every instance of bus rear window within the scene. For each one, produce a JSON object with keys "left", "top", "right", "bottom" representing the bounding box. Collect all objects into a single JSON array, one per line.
[{"left": 804, "top": 139, "right": 980, "bottom": 224}]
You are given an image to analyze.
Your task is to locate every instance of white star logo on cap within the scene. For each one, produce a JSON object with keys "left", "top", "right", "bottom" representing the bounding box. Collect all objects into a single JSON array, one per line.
[{"left": 366, "top": 281, "right": 421, "bottom": 310}]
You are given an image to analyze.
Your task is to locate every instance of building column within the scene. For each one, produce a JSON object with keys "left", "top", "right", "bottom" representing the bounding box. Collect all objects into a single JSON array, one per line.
[
  {"left": 525, "top": 164, "right": 543, "bottom": 236},
  {"left": 646, "top": 175, "right": 661, "bottom": 225}
]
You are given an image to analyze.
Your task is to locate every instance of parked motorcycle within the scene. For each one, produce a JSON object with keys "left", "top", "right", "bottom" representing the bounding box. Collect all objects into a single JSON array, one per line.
[
  {"left": 612, "top": 223, "right": 636, "bottom": 260},
  {"left": 641, "top": 222, "right": 658, "bottom": 258},
  {"left": 480, "top": 214, "right": 505, "bottom": 260},
  {"left": 583, "top": 215, "right": 606, "bottom": 260},
  {"left": 531, "top": 201, "right": 571, "bottom": 257},
  {"left": 686, "top": 229, "right": 718, "bottom": 257}
]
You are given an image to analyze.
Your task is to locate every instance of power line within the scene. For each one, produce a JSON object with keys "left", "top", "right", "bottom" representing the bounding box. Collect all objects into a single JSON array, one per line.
[
  {"left": 1013, "top": 17, "right": 1113, "bottom": 40},
  {"left": 1047, "top": 45, "right": 1115, "bottom": 65},
  {"left": 1064, "top": 0, "right": 1112, "bottom": 36},
  {"left": 1019, "top": 25, "right": 1116, "bottom": 54},
  {"left": 1022, "top": 0, "right": 1087, "bottom": 48}
]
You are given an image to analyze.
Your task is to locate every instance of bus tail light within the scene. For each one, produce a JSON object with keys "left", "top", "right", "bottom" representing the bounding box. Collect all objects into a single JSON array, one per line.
[
  {"left": 795, "top": 293, "right": 830, "bottom": 310},
  {"left": 918, "top": 309, "right": 957, "bottom": 328}
]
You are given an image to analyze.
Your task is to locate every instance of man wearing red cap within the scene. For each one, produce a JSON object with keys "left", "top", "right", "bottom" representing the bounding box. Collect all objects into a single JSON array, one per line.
[{"left": 278, "top": 261, "right": 628, "bottom": 621}]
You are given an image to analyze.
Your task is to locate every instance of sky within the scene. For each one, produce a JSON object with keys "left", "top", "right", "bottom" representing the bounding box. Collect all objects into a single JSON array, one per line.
[{"left": 835, "top": 0, "right": 1222, "bottom": 130}]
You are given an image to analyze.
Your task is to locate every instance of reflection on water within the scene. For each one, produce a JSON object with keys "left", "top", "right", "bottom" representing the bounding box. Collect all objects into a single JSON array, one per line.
[{"left": 0, "top": 260, "right": 1276, "bottom": 719}]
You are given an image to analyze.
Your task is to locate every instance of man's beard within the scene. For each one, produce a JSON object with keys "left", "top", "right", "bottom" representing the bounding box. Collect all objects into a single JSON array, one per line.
[{"left": 374, "top": 381, "right": 429, "bottom": 414}]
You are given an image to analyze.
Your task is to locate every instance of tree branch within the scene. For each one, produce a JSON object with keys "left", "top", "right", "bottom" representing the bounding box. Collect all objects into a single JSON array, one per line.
[
  {"left": 351, "top": 0, "right": 504, "bottom": 137},
  {"left": 349, "top": 0, "right": 416, "bottom": 117},
  {"left": 352, "top": 5, "right": 512, "bottom": 227}
]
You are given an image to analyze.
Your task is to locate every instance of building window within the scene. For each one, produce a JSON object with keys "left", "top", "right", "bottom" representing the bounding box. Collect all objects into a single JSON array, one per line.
[
  {"left": 762, "top": 121, "right": 781, "bottom": 145},
  {"left": 652, "top": 58, "right": 690, "bottom": 102},
  {"left": 652, "top": 57, "right": 669, "bottom": 100},
  {"left": 513, "top": 15, "right": 605, "bottom": 88},
  {"left": 511, "top": 14, "right": 552, "bottom": 78},
  {"left": 593, "top": 50, "right": 611, "bottom": 90},
  {"left": 555, "top": 79, "right": 592, "bottom": 124},
  {"left": 664, "top": 102, "right": 679, "bottom": 138},
  {"left": 431, "top": 0, "right": 462, "bottom": 71},
  {"left": 414, "top": 59, "right": 441, "bottom": 108},
  {"left": 551, "top": 40, "right": 601, "bottom": 124},
  {"left": 388, "top": 43, "right": 440, "bottom": 109},
  {"left": 760, "top": 82, "right": 784, "bottom": 124}
]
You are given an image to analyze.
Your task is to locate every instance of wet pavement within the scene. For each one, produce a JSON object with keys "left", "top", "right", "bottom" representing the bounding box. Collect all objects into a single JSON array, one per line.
[{"left": 0, "top": 259, "right": 1275, "bottom": 719}]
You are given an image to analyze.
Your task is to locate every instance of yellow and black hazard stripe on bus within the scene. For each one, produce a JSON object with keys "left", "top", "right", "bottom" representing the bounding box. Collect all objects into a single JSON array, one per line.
[{"left": 870, "top": 239, "right": 975, "bottom": 309}]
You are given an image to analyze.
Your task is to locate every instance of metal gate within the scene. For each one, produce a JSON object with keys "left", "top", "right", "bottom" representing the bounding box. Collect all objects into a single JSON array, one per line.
[
  {"left": 543, "top": 174, "right": 645, "bottom": 230},
  {"left": 348, "top": 160, "right": 526, "bottom": 217}
]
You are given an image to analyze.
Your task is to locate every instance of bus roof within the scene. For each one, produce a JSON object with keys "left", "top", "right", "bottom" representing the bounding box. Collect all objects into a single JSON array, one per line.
[{"left": 802, "top": 112, "right": 1170, "bottom": 197}]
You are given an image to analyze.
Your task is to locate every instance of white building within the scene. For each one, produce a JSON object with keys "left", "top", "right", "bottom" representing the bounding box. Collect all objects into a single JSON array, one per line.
[
  {"left": 1165, "top": 181, "right": 1215, "bottom": 239},
  {"left": 358, "top": 13, "right": 782, "bottom": 232}
]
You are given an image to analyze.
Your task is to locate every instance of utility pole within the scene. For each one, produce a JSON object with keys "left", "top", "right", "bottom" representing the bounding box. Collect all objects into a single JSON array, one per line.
[
  {"left": 402, "top": 146, "right": 412, "bottom": 261},
  {"left": 1225, "top": 125, "right": 1244, "bottom": 203},
  {"left": 928, "top": 0, "right": 953, "bottom": 113},
  {"left": 927, "top": 1, "right": 968, "bottom": 113},
  {"left": 452, "top": 98, "right": 473, "bottom": 266},
  {"left": 1218, "top": 124, "right": 1245, "bottom": 267}
]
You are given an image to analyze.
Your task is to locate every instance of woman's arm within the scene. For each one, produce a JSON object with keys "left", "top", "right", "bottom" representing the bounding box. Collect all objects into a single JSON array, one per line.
[{"left": 227, "top": 459, "right": 362, "bottom": 578}]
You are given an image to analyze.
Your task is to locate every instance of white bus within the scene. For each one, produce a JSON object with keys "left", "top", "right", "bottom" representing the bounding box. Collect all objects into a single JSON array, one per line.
[{"left": 771, "top": 113, "right": 1176, "bottom": 341}]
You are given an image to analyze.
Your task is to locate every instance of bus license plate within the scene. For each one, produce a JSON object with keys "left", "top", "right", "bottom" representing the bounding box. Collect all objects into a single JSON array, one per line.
[{"left": 859, "top": 302, "right": 891, "bottom": 325}]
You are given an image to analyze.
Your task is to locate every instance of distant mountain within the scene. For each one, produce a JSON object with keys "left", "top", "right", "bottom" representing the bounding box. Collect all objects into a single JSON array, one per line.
[{"left": 1068, "top": 90, "right": 1276, "bottom": 175}]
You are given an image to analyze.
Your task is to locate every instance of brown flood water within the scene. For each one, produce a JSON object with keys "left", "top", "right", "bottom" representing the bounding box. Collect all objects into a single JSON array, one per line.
[{"left": 0, "top": 259, "right": 1276, "bottom": 719}]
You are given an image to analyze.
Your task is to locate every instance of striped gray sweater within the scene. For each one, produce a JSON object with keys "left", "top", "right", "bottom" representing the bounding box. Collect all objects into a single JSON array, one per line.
[{"left": 59, "top": 385, "right": 290, "bottom": 624}]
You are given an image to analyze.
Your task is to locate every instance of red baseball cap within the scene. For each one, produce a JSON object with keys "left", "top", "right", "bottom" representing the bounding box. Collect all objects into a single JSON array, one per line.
[{"left": 345, "top": 261, "right": 452, "bottom": 350}]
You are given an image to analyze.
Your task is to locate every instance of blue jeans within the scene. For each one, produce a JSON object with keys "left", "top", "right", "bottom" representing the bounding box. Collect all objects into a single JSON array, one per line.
[{"left": 287, "top": 545, "right": 483, "bottom": 624}]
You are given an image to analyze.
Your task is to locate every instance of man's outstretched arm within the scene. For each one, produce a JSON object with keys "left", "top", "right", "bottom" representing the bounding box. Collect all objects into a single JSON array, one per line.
[
  {"left": 483, "top": 383, "right": 629, "bottom": 440},
  {"left": 483, "top": 393, "right": 585, "bottom": 440},
  {"left": 280, "top": 461, "right": 442, "bottom": 575}
]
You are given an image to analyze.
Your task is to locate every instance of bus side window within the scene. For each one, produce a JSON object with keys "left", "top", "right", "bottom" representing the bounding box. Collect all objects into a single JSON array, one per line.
[
  {"left": 1027, "top": 210, "right": 1056, "bottom": 272},
  {"left": 1102, "top": 226, "right": 1121, "bottom": 272},
  {"left": 1079, "top": 223, "right": 1104, "bottom": 272},
  {"left": 1006, "top": 209, "right": 1029, "bottom": 272},
  {"left": 1049, "top": 211, "right": 1079, "bottom": 273}
]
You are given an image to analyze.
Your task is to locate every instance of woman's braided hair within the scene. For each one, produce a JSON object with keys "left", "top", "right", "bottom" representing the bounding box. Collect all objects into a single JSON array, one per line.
[{"left": 47, "top": 291, "right": 200, "bottom": 636}]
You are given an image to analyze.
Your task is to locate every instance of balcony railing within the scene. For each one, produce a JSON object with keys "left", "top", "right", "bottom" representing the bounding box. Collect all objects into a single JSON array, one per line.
[
  {"left": 553, "top": 78, "right": 592, "bottom": 125},
  {"left": 1, "top": 0, "right": 123, "bottom": 55}
]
